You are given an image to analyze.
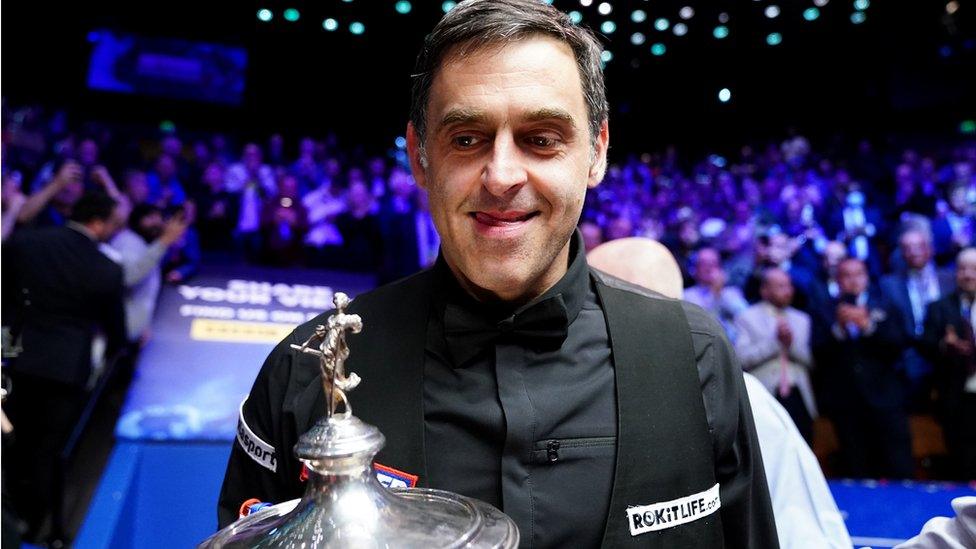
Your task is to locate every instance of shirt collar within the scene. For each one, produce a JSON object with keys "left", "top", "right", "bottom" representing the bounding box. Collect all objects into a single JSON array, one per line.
[
  {"left": 428, "top": 231, "right": 591, "bottom": 365},
  {"left": 66, "top": 221, "right": 98, "bottom": 242}
]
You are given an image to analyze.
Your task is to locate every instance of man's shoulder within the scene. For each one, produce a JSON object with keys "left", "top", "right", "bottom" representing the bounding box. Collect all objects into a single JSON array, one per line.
[{"left": 591, "top": 268, "right": 724, "bottom": 337}]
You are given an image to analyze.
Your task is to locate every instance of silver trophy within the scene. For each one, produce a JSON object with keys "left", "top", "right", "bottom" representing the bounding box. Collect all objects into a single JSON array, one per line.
[{"left": 200, "top": 293, "right": 519, "bottom": 548}]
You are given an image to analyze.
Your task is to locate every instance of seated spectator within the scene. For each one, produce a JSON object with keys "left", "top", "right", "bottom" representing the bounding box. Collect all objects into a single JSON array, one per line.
[
  {"left": 260, "top": 174, "right": 308, "bottom": 266},
  {"left": 921, "top": 247, "right": 976, "bottom": 480},
  {"left": 228, "top": 144, "right": 277, "bottom": 262},
  {"left": 812, "top": 258, "right": 914, "bottom": 478},
  {"left": 336, "top": 179, "right": 382, "bottom": 272},
  {"left": 683, "top": 247, "right": 749, "bottom": 341},
  {"left": 933, "top": 181, "right": 975, "bottom": 266},
  {"left": 108, "top": 203, "right": 189, "bottom": 343},
  {"left": 122, "top": 169, "right": 151, "bottom": 207},
  {"left": 193, "top": 162, "right": 239, "bottom": 252},
  {"left": 735, "top": 268, "right": 817, "bottom": 442},
  {"left": 880, "top": 227, "right": 955, "bottom": 409},
  {"left": 146, "top": 154, "right": 187, "bottom": 207},
  {"left": 377, "top": 167, "right": 431, "bottom": 283}
]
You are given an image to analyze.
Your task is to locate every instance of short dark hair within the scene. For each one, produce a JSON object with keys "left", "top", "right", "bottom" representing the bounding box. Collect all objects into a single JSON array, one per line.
[
  {"left": 128, "top": 203, "right": 162, "bottom": 231},
  {"left": 410, "top": 0, "right": 608, "bottom": 147},
  {"left": 70, "top": 191, "right": 118, "bottom": 224}
]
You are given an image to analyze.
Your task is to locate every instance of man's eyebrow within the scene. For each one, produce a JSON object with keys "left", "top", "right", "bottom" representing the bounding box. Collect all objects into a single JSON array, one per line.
[
  {"left": 522, "top": 108, "right": 578, "bottom": 130},
  {"left": 438, "top": 108, "right": 490, "bottom": 129}
]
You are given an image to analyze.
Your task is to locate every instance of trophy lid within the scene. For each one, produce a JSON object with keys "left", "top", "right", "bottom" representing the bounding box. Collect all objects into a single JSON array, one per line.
[{"left": 199, "top": 293, "right": 519, "bottom": 549}]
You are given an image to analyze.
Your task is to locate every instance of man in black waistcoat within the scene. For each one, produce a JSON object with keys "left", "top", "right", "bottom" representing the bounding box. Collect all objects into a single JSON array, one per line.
[{"left": 218, "top": 1, "right": 778, "bottom": 547}]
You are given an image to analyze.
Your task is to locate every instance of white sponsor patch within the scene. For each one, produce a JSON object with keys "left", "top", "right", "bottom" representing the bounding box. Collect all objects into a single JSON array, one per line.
[
  {"left": 626, "top": 483, "right": 721, "bottom": 536},
  {"left": 237, "top": 397, "right": 277, "bottom": 472}
]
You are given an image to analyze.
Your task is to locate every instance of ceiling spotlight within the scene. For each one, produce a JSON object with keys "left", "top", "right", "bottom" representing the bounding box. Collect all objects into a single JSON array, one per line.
[
  {"left": 673, "top": 23, "right": 688, "bottom": 36},
  {"left": 718, "top": 88, "right": 732, "bottom": 103},
  {"left": 598, "top": 2, "right": 613, "bottom": 15},
  {"left": 764, "top": 5, "right": 780, "bottom": 18},
  {"left": 631, "top": 9, "right": 647, "bottom": 23},
  {"left": 631, "top": 32, "right": 646, "bottom": 45},
  {"left": 679, "top": 6, "right": 695, "bottom": 19}
]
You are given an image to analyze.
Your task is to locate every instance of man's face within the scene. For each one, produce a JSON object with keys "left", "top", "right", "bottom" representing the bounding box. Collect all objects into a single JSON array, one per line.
[
  {"left": 956, "top": 251, "right": 976, "bottom": 295},
  {"left": 408, "top": 36, "right": 609, "bottom": 302},
  {"left": 694, "top": 249, "right": 720, "bottom": 286},
  {"left": 760, "top": 269, "right": 794, "bottom": 308},
  {"left": 837, "top": 259, "right": 869, "bottom": 296},
  {"left": 900, "top": 231, "right": 931, "bottom": 271}
]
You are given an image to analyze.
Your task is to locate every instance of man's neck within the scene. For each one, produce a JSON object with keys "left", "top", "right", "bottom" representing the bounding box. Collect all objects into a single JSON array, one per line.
[{"left": 446, "top": 241, "right": 571, "bottom": 308}]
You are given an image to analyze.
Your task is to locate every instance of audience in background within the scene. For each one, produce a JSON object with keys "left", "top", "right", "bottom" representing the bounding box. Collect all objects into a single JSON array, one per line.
[{"left": 3, "top": 102, "right": 976, "bottom": 481}]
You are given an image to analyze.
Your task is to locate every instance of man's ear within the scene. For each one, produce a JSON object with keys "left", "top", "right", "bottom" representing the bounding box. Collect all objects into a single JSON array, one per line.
[
  {"left": 406, "top": 122, "right": 428, "bottom": 190},
  {"left": 587, "top": 120, "right": 610, "bottom": 189}
]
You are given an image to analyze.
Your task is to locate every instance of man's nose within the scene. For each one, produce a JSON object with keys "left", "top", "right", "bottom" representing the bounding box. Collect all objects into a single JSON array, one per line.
[{"left": 482, "top": 133, "right": 527, "bottom": 197}]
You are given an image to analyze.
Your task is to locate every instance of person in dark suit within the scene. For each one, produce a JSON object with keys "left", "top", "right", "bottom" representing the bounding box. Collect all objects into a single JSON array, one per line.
[
  {"left": 812, "top": 258, "right": 914, "bottom": 479},
  {"left": 377, "top": 167, "right": 439, "bottom": 284},
  {"left": 880, "top": 228, "right": 955, "bottom": 410},
  {"left": 932, "top": 182, "right": 975, "bottom": 266},
  {"left": 921, "top": 247, "right": 976, "bottom": 480},
  {"left": 2, "top": 191, "right": 127, "bottom": 543}
]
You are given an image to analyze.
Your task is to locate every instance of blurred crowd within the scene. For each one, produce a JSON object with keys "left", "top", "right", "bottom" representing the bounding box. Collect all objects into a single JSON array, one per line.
[{"left": 2, "top": 101, "right": 976, "bottom": 541}]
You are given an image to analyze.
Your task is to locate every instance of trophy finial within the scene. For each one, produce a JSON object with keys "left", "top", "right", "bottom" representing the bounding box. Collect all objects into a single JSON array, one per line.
[{"left": 290, "top": 292, "right": 363, "bottom": 419}]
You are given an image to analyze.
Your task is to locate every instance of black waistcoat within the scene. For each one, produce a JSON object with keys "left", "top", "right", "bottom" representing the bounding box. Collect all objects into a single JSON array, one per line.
[{"left": 291, "top": 269, "right": 723, "bottom": 548}]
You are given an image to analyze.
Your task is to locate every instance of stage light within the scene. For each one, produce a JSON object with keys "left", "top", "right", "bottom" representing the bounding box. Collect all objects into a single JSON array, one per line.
[
  {"left": 160, "top": 120, "right": 177, "bottom": 133},
  {"left": 940, "top": 45, "right": 953, "bottom": 57},
  {"left": 442, "top": 1, "right": 456, "bottom": 13},
  {"left": 654, "top": 18, "right": 670, "bottom": 31},
  {"left": 851, "top": 11, "right": 866, "bottom": 23},
  {"left": 395, "top": 136, "right": 407, "bottom": 149},
  {"left": 395, "top": 1, "right": 412, "bottom": 14},
  {"left": 601, "top": 50, "right": 613, "bottom": 62},
  {"left": 283, "top": 8, "right": 300, "bottom": 22},
  {"left": 718, "top": 12, "right": 730, "bottom": 23},
  {"left": 349, "top": 21, "right": 365, "bottom": 34},
  {"left": 673, "top": 23, "right": 688, "bottom": 36},
  {"left": 814, "top": 0, "right": 829, "bottom": 5},
  {"left": 854, "top": 0, "right": 869, "bottom": 10},
  {"left": 323, "top": 18, "right": 338, "bottom": 31},
  {"left": 631, "top": 10, "right": 647, "bottom": 23},
  {"left": 580, "top": 0, "right": 593, "bottom": 6},
  {"left": 601, "top": 20, "right": 617, "bottom": 33},
  {"left": 650, "top": 43, "right": 666, "bottom": 56},
  {"left": 713, "top": 25, "right": 729, "bottom": 39},
  {"left": 679, "top": 6, "right": 695, "bottom": 19},
  {"left": 569, "top": 10, "right": 583, "bottom": 24},
  {"left": 598, "top": 3, "right": 613, "bottom": 15},
  {"left": 631, "top": 32, "right": 646, "bottom": 45},
  {"left": 718, "top": 88, "right": 731, "bottom": 103},
  {"left": 766, "top": 32, "right": 782, "bottom": 45},
  {"left": 803, "top": 7, "right": 820, "bottom": 21},
  {"left": 257, "top": 9, "right": 273, "bottom": 22},
  {"left": 961, "top": 120, "right": 976, "bottom": 135},
  {"left": 947, "top": 1, "right": 959, "bottom": 14},
  {"left": 765, "top": 5, "right": 780, "bottom": 18}
]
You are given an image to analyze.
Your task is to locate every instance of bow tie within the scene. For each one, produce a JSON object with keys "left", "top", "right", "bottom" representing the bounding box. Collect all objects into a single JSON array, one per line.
[{"left": 443, "top": 294, "right": 570, "bottom": 367}]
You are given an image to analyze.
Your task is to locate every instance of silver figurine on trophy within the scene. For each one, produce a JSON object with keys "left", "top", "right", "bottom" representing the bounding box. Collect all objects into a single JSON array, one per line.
[{"left": 200, "top": 292, "right": 519, "bottom": 548}]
